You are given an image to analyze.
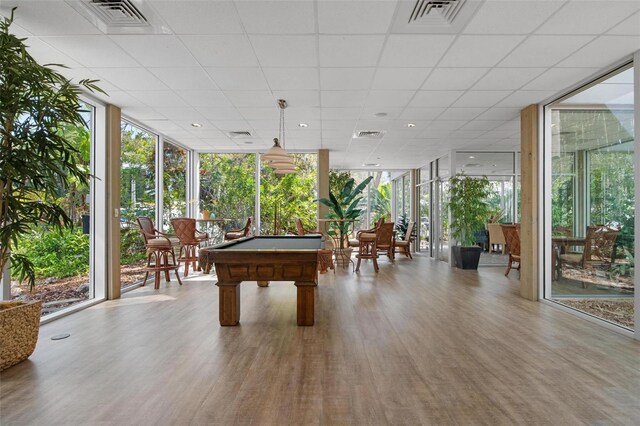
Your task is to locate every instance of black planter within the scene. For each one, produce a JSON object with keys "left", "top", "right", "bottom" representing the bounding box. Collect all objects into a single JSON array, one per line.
[{"left": 452, "top": 245, "right": 482, "bottom": 270}]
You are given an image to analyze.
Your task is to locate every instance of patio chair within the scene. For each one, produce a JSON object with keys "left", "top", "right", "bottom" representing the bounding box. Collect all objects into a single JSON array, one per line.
[
  {"left": 136, "top": 217, "right": 182, "bottom": 289},
  {"left": 295, "top": 218, "right": 324, "bottom": 236},
  {"left": 224, "top": 217, "right": 253, "bottom": 241},
  {"left": 395, "top": 221, "right": 415, "bottom": 259},
  {"left": 355, "top": 232, "right": 378, "bottom": 273},
  {"left": 170, "top": 218, "right": 204, "bottom": 277},
  {"left": 375, "top": 222, "right": 395, "bottom": 260},
  {"left": 348, "top": 217, "right": 384, "bottom": 248},
  {"left": 488, "top": 223, "right": 506, "bottom": 254},
  {"left": 501, "top": 224, "right": 521, "bottom": 277},
  {"left": 557, "top": 225, "right": 619, "bottom": 278}
]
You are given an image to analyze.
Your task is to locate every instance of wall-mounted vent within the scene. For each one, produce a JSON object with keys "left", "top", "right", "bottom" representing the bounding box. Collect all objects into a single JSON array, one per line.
[
  {"left": 66, "top": 0, "right": 171, "bottom": 34},
  {"left": 408, "top": 0, "right": 465, "bottom": 25},
  {"left": 354, "top": 130, "right": 386, "bottom": 139},
  {"left": 227, "top": 131, "right": 253, "bottom": 139}
]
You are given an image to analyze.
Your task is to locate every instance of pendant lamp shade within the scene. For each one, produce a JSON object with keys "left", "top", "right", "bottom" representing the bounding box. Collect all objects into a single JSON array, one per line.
[
  {"left": 263, "top": 99, "right": 297, "bottom": 175},
  {"left": 262, "top": 138, "right": 290, "bottom": 162}
]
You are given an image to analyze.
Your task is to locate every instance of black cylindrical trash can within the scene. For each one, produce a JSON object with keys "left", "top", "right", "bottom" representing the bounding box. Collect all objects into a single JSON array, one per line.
[{"left": 82, "top": 214, "right": 90, "bottom": 235}]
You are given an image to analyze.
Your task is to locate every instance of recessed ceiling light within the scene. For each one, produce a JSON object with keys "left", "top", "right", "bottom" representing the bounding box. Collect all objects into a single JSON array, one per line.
[
  {"left": 298, "top": 123, "right": 308, "bottom": 128},
  {"left": 374, "top": 112, "right": 387, "bottom": 117},
  {"left": 407, "top": 123, "right": 416, "bottom": 128},
  {"left": 492, "top": 164, "right": 497, "bottom": 167},
  {"left": 244, "top": 141, "right": 253, "bottom": 145},
  {"left": 191, "top": 123, "right": 202, "bottom": 128},
  {"left": 468, "top": 155, "right": 475, "bottom": 159},
  {"left": 362, "top": 163, "right": 380, "bottom": 167}
]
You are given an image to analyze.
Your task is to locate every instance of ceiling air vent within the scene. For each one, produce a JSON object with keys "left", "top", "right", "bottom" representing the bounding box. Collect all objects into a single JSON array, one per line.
[
  {"left": 227, "top": 131, "right": 253, "bottom": 139},
  {"left": 82, "top": 0, "right": 148, "bottom": 27},
  {"left": 408, "top": 0, "right": 466, "bottom": 25},
  {"left": 354, "top": 130, "right": 386, "bottom": 139}
]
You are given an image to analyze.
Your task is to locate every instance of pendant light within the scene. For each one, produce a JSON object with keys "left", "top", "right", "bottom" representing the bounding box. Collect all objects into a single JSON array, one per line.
[{"left": 262, "top": 99, "right": 296, "bottom": 174}]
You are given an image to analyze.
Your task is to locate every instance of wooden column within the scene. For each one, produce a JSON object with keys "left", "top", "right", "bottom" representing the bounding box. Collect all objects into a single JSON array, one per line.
[
  {"left": 318, "top": 149, "right": 329, "bottom": 232},
  {"left": 106, "top": 105, "right": 121, "bottom": 299},
  {"left": 520, "top": 104, "right": 539, "bottom": 301}
]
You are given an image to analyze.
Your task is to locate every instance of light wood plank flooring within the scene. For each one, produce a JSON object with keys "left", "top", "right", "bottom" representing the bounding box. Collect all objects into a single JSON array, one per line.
[{"left": 1, "top": 255, "right": 639, "bottom": 425}]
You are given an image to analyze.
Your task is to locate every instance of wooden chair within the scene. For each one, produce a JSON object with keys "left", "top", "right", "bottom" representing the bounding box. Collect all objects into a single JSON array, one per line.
[
  {"left": 395, "top": 221, "right": 415, "bottom": 259},
  {"left": 558, "top": 225, "right": 619, "bottom": 278},
  {"left": 488, "top": 223, "right": 506, "bottom": 254},
  {"left": 136, "top": 217, "right": 182, "bottom": 289},
  {"left": 296, "top": 219, "right": 334, "bottom": 273},
  {"left": 170, "top": 218, "right": 203, "bottom": 277},
  {"left": 355, "top": 232, "right": 378, "bottom": 273},
  {"left": 501, "top": 224, "right": 521, "bottom": 276},
  {"left": 375, "top": 222, "right": 395, "bottom": 261},
  {"left": 224, "top": 217, "right": 253, "bottom": 241},
  {"left": 348, "top": 218, "right": 384, "bottom": 248},
  {"left": 295, "top": 218, "right": 324, "bottom": 236}
]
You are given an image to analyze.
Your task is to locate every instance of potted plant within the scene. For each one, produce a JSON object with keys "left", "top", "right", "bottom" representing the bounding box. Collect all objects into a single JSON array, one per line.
[
  {"left": 0, "top": 9, "right": 103, "bottom": 370},
  {"left": 318, "top": 176, "right": 373, "bottom": 262},
  {"left": 448, "top": 173, "right": 492, "bottom": 269}
]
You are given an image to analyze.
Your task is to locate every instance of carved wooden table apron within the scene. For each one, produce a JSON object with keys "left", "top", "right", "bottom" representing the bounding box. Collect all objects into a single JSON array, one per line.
[{"left": 199, "top": 235, "right": 323, "bottom": 326}]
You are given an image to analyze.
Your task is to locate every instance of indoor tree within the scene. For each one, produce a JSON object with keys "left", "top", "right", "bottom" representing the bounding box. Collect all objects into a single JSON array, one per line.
[{"left": 0, "top": 8, "right": 103, "bottom": 288}]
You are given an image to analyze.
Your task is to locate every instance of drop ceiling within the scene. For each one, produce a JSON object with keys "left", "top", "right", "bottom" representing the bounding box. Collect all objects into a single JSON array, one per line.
[{"left": 1, "top": 0, "right": 639, "bottom": 169}]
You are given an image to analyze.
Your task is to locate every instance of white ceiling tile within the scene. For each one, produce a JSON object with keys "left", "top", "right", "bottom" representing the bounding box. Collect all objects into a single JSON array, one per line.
[
  {"left": 250, "top": 35, "right": 318, "bottom": 67},
  {"left": 263, "top": 68, "right": 319, "bottom": 90},
  {"left": 320, "top": 68, "right": 376, "bottom": 90},
  {"left": 399, "top": 108, "right": 444, "bottom": 121},
  {"left": 0, "top": 2, "right": 102, "bottom": 35},
  {"left": 463, "top": 0, "right": 564, "bottom": 35},
  {"left": 180, "top": 35, "right": 258, "bottom": 67},
  {"left": 421, "top": 68, "right": 489, "bottom": 90},
  {"left": 557, "top": 36, "right": 640, "bottom": 68},
  {"left": 58, "top": 67, "right": 119, "bottom": 93},
  {"left": 379, "top": 35, "right": 456, "bottom": 67},
  {"left": 23, "top": 37, "right": 83, "bottom": 68},
  {"left": 207, "top": 120, "right": 251, "bottom": 131},
  {"left": 321, "top": 121, "right": 356, "bottom": 131},
  {"left": 438, "top": 108, "right": 487, "bottom": 121},
  {"left": 154, "top": 107, "right": 205, "bottom": 121},
  {"left": 236, "top": 107, "right": 279, "bottom": 120},
  {"left": 474, "top": 108, "right": 521, "bottom": 121},
  {"left": 94, "top": 91, "right": 146, "bottom": 108},
  {"left": 317, "top": 1, "right": 395, "bottom": 34},
  {"left": 175, "top": 90, "right": 232, "bottom": 107},
  {"left": 495, "top": 91, "right": 557, "bottom": 108},
  {"left": 360, "top": 107, "right": 404, "bottom": 119},
  {"left": 236, "top": 1, "right": 315, "bottom": 34},
  {"left": 522, "top": 67, "right": 600, "bottom": 90},
  {"left": 607, "top": 11, "right": 640, "bottom": 35},
  {"left": 321, "top": 108, "right": 362, "bottom": 120},
  {"left": 40, "top": 36, "right": 140, "bottom": 67},
  {"left": 422, "top": 120, "right": 467, "bottom": 131},
  {"left": 536, "top": 1, "right": 640, "bottom": 35},
  {"left": 321, "top": 91, "right": 369, "bottom": 108},
  {"left": 499, "top": 35, "right": 594, "bottom": 67},
  {"left": 110, "top": 35, "right": 199, "bottom": 67},
  {"left": 283, "top": 107, "right": 321, "bottom": 121},
  {"left": 225, "top": 91, "right": 276, "bottom": 107},
  {"left": 439, "top": 35, "right": 526, "bottom": 67},
  {"left": 365, "top": 91, "right": 416, "bottom": 107},
  {"left": 451, "top": 91, "right": 512, "bottom": 108},
  {"left": 409, "top": 91, "right": 464, "bottom": 108},
  {"left": 319, "top": 35, "right": 386, "bottom": 67},
  {"left": 205, "top": 68, "right": 269, "bottom": 90},
  {"left": 148, "top": 68, "right": 218, "bottom": 90},
  {"left": 372, "top": 68, "right": 431, "bottom": 90},
  {"left": 272, "top": 90, "right": 320, "bottom": 107},
  {"left": 150, "top": 1, "right": 244, "bottom": 35},
  {"left": 93, "top": 68, "right": 168, "bottom": 91},
  {"left": 129, "top": 91, "right": 188, "bottom": 107},
  {"left": 473, "top": 68, "right": 547, "bottom": 90}
]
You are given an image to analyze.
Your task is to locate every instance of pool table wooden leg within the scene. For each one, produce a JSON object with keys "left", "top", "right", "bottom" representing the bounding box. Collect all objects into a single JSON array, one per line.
[
  {"left": 216, "top": 281, "right": 241, "bottom": 326},
  {"left": 295, "top": 282, "right": 316, "bottom": 326}
]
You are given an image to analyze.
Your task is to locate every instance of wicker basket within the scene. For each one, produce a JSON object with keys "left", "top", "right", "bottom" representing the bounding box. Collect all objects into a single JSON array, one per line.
[{"left": 0, "top": 300, "right": 43, "bottom": 371}]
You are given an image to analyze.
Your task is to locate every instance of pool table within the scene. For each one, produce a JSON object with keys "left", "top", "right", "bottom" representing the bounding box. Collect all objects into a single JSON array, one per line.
[{"left": 199, "top": 235, "right": 324, "bottom": 326}]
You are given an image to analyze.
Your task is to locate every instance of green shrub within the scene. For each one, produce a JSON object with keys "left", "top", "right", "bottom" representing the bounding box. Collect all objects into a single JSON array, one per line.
[{"left": 15, "top": 228, "right": 90, "bottom": 279}]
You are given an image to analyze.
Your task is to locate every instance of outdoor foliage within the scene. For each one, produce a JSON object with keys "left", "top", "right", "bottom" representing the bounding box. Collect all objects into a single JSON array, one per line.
[
  {"left": 318, "top": 176, "right": 373, "bottom": 248},
  {"left": 163, "top": 142, "right": 187, "bottom": 229},
  {"left": 371, "top": 182, "right": 391, "bottom": 223},
  {"left": 396, "top": 213, "right": 414, "bottom": 241},
  {"left": 15, "top": 228, "right": 89, "bottom": 278},
  {"left": 0, "top": 9, "right": 103, "bottom": 287},
  {"left": 448, "top": 174, "right": 491, "bottom": 247}
]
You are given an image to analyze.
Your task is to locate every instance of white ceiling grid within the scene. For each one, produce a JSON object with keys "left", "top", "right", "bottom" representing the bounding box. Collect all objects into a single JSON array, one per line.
[{"left": 1, "top": 0, "right": 639, "bottom": 169}]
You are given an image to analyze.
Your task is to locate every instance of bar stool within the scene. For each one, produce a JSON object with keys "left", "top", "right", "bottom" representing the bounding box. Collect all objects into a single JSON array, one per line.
[
  {"left": 356, "top": 232, "right": 378, "bottom": 273},
  {"left": 136, "top": 217, "right": 182, "bottom": 289},
  {"left": 170, "top": 218, "right": 201, "bottom": 277}
]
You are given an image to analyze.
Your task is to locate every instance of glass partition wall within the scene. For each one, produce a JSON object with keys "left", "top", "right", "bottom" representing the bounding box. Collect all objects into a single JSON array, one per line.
[{"left": 545, "top": 64, "right": 635, "bottom": 331}]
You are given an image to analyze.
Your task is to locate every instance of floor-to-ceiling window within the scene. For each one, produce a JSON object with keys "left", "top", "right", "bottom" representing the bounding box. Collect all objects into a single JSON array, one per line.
[
  {"left": 120, "top": 121, "right": 157, "bottom": 289},
  {"left": 162, "top": 141, "right": 187, "bottom": 231},
  {"left": 8, "top": 101, "right": 97, "bottom": 315},
  {"left": 418, "top": 164, "right": 432, "bottom": 254},
  {"left": 545, "top": 64, "right": 635, "bottom": 331},
  {"left": 437, "top": 156, "right": 450, "bottom": 262},
  {"left": 260, "top": 153, "right": 317, "bottom": 235}
]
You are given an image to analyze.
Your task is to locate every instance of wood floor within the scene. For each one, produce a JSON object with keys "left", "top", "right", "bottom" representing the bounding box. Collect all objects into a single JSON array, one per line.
[{"left": 1, "top": 255, "right": 639, "bottom": 425}]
